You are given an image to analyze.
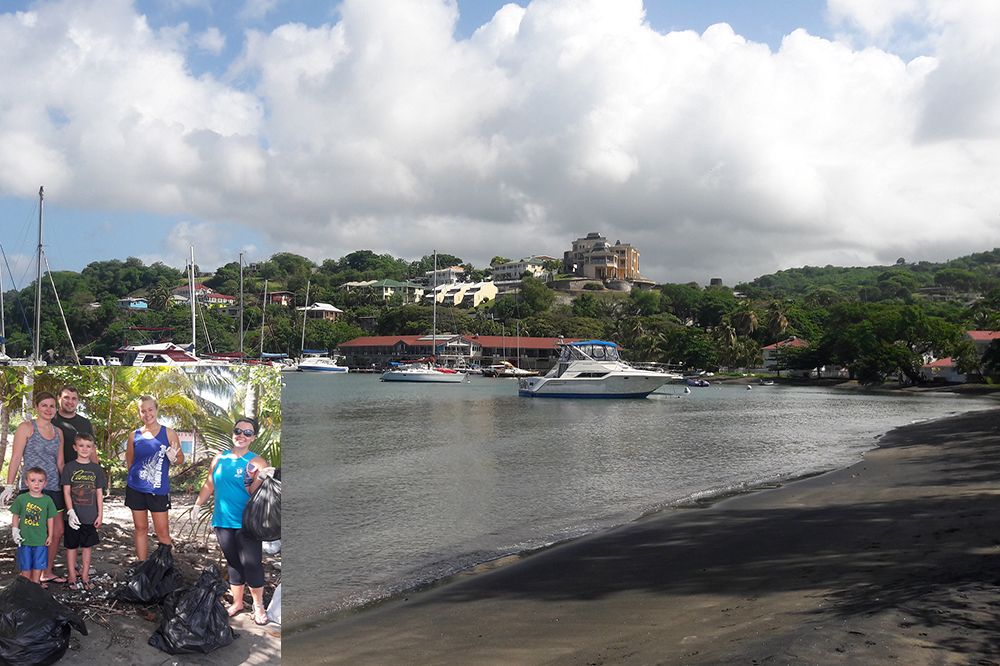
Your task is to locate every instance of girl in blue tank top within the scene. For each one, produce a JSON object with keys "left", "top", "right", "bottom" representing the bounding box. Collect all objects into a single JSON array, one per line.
[
  {"left": 126, "top": 425, "right": 172, "bottom": 494},
  {"left": 125, "top": 396, "right": 184, "bottom": 563},
  {"left": 212, "top": 450, "right": 256, "bottom": 528},
  {"left": 191, "top": 417, "right": 275, "bottom": 625}
]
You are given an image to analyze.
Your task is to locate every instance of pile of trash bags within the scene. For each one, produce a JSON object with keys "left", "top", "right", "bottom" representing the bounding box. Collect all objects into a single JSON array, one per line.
[
  {"left": 0, "top": 576, "right": 87, "bottom": 665},
  {"left": 115, "top": 542, "right": 184, "bottom": 604},
  {"left": 148, "top": 566, "right": 236, "bottom": 655}
]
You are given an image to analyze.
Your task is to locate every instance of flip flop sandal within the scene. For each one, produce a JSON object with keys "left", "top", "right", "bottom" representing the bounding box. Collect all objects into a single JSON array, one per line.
[
  {"left": 227, "top": 605, "right": 246, "bottom": 617},
  {"left": 40, "top": 575, "right": 67, "bottom": 584},
  {"left": 253, "top": 606, "right": 269, "bottom": 626}
]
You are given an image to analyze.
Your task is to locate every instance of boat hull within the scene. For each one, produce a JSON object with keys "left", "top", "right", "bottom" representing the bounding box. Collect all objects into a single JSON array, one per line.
[
  {"left": 298, "top": 365, "right": 349, "bottom": 373},
  {"left": 381, "top": 370, "right": 465, "bottom": 383},
  {"left": 518, "top": 374, "right": 668, "bottom": 398}
]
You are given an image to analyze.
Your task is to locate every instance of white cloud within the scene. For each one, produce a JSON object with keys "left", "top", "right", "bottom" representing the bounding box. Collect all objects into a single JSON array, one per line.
[
  {"left": 196, "top": 26, "right": 225, "bottom": 54},
  {"left": 2, "top": 0, "right": 1000, "bottom": 283},
  {"left": 239, "top": 0, "right": 279, "bottom": 23}
]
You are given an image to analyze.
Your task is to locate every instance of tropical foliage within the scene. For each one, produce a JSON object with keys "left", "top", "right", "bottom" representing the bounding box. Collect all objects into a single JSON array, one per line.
[{"left": 5, "top": 246, "right": 1000, "bottom": 384}]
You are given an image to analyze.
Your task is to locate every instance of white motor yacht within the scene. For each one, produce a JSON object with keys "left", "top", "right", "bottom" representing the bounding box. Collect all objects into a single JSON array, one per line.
[
  {"left": 518, "top": 340, "right": 671, "bottom": 398},
  {"left": 297, "top": 355, "right": 349, "bottom": 373}
]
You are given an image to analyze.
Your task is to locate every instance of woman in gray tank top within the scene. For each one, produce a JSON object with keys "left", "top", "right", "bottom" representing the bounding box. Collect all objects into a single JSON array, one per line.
[{"left": 1, "top": 391, "right": 66, "bottom": 583}]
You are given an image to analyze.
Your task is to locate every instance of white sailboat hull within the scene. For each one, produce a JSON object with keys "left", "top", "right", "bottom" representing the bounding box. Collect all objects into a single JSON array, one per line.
[{"left": 381, "top": 367, "right": 465, "bottom": 383}]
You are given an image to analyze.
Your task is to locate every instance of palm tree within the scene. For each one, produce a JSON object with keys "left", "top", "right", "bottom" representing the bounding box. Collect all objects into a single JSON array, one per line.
[
  {"left": 766, "top": 301, "right": 789, "bottom": 341},
  {"left": 714, "top": 321, "right": 739, "bottom": 369},
  {"left": 0, "top": 367, "right": 32, "bottom": 469},
  {"left": 146, "top": 281, "right": 174, "bottom": 312},
  {"left": 731, "top": 303, "right": 758, "bottom": 337}
]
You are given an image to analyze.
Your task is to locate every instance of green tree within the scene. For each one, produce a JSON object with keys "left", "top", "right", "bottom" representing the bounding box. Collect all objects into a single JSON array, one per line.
[{"left": 518, "top": 276, "right": 555, "bottom": 316}]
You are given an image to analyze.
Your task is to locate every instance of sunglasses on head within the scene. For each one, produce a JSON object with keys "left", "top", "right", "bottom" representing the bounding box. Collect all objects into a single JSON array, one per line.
[{"left": 233, "top": 427, "right": 256, "bottom": 437}]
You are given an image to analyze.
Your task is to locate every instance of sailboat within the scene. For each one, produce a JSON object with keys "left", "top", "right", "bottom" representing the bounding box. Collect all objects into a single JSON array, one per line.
[
  {"left": 296, "top": 280, "right": 348, "bottom": 373},
  {"left": 381, "top": 252, "right": 465, "bottom": 383},
  {"left": 115, "top": 246, "right": 228, "bottom": 366},
  {"left": 0, "top": 186, "right": 78, "bottom": 366}
]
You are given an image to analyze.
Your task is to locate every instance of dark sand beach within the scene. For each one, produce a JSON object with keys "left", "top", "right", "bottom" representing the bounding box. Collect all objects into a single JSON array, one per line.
[{"left": 288, "top": 407, "right": 1000, "bottom": 664}]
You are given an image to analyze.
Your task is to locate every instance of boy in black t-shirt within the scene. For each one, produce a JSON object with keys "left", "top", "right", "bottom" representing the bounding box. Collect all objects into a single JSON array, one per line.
[{"left": 61, "top": 433, "right": 106, "bottom": 590}]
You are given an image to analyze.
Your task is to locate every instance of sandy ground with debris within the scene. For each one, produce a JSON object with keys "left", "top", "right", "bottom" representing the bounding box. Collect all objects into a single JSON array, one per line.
[{"left": 2, "top": 494, "right": 280, "bottom": 665}]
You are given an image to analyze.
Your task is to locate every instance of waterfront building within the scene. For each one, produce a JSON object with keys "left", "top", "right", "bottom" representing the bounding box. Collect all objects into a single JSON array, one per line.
[{"left": 336, "top": 334, "right": 575, "bottom": 371}]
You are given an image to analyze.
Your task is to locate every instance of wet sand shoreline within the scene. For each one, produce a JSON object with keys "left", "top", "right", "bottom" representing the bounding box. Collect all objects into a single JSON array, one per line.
[{"left": 288, "top": 407, "right": 1000, "bottom": 664}]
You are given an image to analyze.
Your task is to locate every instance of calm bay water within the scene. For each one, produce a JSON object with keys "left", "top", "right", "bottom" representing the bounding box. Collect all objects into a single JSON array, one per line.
[{"left": 282, "top": 373, "right": 995, "bottom": 627}]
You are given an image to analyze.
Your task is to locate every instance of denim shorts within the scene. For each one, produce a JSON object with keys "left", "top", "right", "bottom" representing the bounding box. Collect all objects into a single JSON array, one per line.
[{"left": 17, "top": 545, "right": 48, "bottom": 571}]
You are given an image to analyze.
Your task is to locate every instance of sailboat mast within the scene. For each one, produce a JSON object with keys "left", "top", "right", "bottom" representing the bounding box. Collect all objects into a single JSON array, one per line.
[
  {"left": 432, "top": 251, "right": 437, "bottom": 361},
  {"left": 189, "top": 246, "right": 196, "bottom": 353},
  {"left": 34, "top": 186, "right": 43, "bottom": 363},
  {"left": 239, "top": 252, "right": 244, "bottom": 356},
  {"left": 300, "top": 280, "right": 310, "bottom": 354},
  {"left": 1, "top": 257, "right": 6, "bottom": 356},
  {"left": 260, "top": 279, "right": 268, "bottom": 356}
]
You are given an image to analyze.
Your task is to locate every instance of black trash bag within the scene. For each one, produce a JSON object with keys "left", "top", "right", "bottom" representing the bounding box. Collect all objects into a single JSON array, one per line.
[
  {"left": 242, "top": 474, "right": 280, "bottom": 542},
  {"left": 116, "top": 543, "right": 185, "bottom": 604},
  {"left": 148, "top": 566, "right": 236, "bottom": 655},
  {"left": 0, "top": 576, "right": 88, "bottom": 666}
]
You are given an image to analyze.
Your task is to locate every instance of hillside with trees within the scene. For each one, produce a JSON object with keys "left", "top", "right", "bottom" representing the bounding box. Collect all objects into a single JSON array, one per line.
[{"left": 3, "top": 248, "right": 1000, "bottom": 385}]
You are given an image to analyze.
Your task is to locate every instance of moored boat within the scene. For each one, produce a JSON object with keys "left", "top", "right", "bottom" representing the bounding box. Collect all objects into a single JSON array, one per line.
[
  {"left": 482, "top": 361, "right": 538, "bottom": 378},
  {"left": 381, "top": 358, "right": 465, "bottom": 383},
  {"left": 517, "top": 340, "right": 670, "bottom": 398},
  {"left": 298, "top": 354, "right": 349, "bottom": 373}
]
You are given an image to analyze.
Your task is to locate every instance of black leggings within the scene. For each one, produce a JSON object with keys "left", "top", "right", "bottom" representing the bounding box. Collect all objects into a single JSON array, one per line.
[{"left": 215, "top": 527, "right": 264, "bottom": 588}]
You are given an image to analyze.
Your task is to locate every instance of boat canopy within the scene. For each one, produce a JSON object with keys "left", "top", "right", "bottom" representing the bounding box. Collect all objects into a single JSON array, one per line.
[
  {"left": 302, "top": 349, "right": 328, "bottom": 356},
  {"left": 570, "top": 340, "right": 619, "bottom": 347},
  {"left": 560, "top": 340, "right": 622, "bottom": 362}
]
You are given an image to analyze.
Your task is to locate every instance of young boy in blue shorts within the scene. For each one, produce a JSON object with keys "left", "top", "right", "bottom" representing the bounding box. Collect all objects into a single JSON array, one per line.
[{"left": 11, "top": 467, "right": 58, "bottom": 587}]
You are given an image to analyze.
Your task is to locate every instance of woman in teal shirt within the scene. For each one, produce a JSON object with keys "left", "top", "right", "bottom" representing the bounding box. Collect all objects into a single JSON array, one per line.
[{"left": 191, "top": 417, "right": 274, "bottom": 625}]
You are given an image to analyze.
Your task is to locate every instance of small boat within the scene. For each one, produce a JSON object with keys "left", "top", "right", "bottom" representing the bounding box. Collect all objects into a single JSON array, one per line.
[
  {"left": 482, "top": 361, "right": 538, "bottom": 378},
  {"left": 685, "top": 377, "right": 710, "bottom": 387},
  {"left": 381, "top": 250, "right": 464, "bottom": 384},
  {"left": 114, "top": 342, "right": 202, "bottom": 366},
  {"left": 297, "top": 353, "right": 349, "bottom": 373},
  {"left": 758, "top": 378, "right": 775, "bottom": 386},
  {"left": 381, "top": 358, "right": 465, "bottom": 383},
  {"left": 518, "top": 340, "right": 670, "bottom": 398}
]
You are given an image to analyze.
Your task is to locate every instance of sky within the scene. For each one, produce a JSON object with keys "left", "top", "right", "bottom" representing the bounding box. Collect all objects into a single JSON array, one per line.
[{"left": 1, "top": 0, "right": 999, "bottom": 288}]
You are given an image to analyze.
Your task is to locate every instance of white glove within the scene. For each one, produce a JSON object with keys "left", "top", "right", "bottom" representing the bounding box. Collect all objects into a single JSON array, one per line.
[
  {"left": 190, "top": 503, "right": 202, "bottom": 524},
  {"left": 67, "top": 509, "right": 81, "bottom": 530},
  {"left": 0, "top": 484, "right": 15, "bottom": 506},
  {"left": 165, "top": 446, "right": 178, "bottom": 463},
  {"left": 12, "top": 527, "right": 22, "bottom": 546},
  {"left": 257, "top": 466, "right": 276, "bottom": 479}
]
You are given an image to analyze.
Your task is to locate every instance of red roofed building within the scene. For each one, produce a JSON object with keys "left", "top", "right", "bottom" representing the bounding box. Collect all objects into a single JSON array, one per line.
[
  {"left": 336, "top": 334, "right": 578, "bottom": 371},
  {"left": 761, "top": 336, "right": 809, "bottom": 371},
  {"left": 920, "top": 357, "right": 964, "bottom": 383},
  {"left": 966, "top": 330, "right": 1000, "bottom": 356}
]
